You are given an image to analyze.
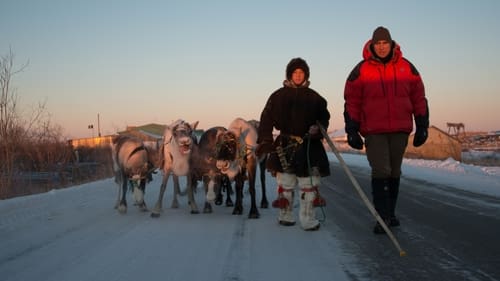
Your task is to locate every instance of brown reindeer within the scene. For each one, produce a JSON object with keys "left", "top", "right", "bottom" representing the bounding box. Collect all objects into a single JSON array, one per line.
[
  {"left": 111, "top": 135, "right": 154, "bottom": 214},
  {"left": 194, "top": 118, "right": 267, "bottom": 218}
]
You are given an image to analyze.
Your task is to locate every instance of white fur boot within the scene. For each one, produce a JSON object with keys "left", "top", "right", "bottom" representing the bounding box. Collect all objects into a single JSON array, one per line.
[
  {"left": 278, "top": 188, "right": 295, "bottom": 225},
  {"left": 298, "top": 177, "right": 321, "bottom": 231},
  {"left": 276, "top": 173, "right": 297, "bottom": 226}
]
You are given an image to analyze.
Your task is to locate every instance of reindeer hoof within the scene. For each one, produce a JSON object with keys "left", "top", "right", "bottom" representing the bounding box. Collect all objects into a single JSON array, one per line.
[
  {"left": 203, "top": 203, "right": 213, "bottom": 213},
  {"left": 232, "top": 206, "right": 243, "bottom": 215},
  {"left": 118, "top": 207, "right": 127, "bottom": 214},
  {"left": 150, "top": 212, "right": 161, "bottom": 218},
  {"left": 260, "top": 200, "right": 269, "bottom": 209},
  {"left": 248, "top": 210, "right": 260, "bottom": 219},
  {"left": 191, "top": 209, "right": 200, "bottom": 214},
  {"left": 215, "top": 195, "right": 223, "bottom": 205}
]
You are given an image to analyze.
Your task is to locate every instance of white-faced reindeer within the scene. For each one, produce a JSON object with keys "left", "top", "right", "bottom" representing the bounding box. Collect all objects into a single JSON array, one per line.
[
  {"left": 111, "top": 135, "right": 154, "bottom": 214},
  {"left": 150, "top": 119, "right": 199, "bottom": 218}
]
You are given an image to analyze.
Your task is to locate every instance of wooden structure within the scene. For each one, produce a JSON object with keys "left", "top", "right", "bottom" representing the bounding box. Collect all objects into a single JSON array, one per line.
[{"left": 446, "top": 122, "right": 465, "bottom": 137}]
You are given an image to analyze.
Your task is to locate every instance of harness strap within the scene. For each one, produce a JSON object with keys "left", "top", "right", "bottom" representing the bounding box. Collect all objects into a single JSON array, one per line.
[
  {"left": 280, "top": 134, "right": 303, "bottom": 144},
  {"left": 164, "top": 136, "right": 172, "bottom": 145},
  {"left": 128, "top": 145, "right": 147, "bottom": 160}
]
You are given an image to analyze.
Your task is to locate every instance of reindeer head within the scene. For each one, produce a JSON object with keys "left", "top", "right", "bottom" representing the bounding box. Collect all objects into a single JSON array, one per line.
[
  {"left": 127, "top": 160, "right": 151, "bottom": 181},
  {"left": 161, "top": 119, "right": 199, "bottom": 176},
  {"left": 214, "top": 130, "right": 241, "bottom": 175},
  {"left": 164, "top": 119, "right": 198, "bottom": 155}
]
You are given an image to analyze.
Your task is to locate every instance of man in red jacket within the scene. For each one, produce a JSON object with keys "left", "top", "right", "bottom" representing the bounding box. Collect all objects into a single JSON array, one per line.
[{"left": 343, "top": 26, "right": 429, "bottom": 234}]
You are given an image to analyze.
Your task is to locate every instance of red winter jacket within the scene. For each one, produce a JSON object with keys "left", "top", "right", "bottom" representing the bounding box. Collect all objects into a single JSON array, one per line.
[{"left": 344, "top": 40, "right": 429, "bottom": 136}]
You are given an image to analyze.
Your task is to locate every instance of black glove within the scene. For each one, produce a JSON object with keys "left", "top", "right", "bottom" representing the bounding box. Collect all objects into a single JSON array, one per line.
[
  {"left": 347, "top": 132, "right": 364, "bottom": 150},
  {"left": 413, "top": 127, "right": 428, "bottom": 147},
  {"left": 307, "top": 125, "right": 321, "bottom": 139},
  {"left": 344, "top": 118, "right": 363, "bottom": 150},
  {"left": 255, "top": 142, "right": 274, "bottom": 159},
  {"left": 413, "top": 115, "right": 429, "bottom": 147}
]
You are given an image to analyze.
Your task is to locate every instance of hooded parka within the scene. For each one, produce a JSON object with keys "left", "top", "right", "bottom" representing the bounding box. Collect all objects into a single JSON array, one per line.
[{"left": 344, "top": 40, "right": 429, "bottom": 136}]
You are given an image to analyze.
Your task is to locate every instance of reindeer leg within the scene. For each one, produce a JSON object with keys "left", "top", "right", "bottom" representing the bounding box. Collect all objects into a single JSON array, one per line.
[
  {"left": 118, "top": 174, "right": 128, "bottom": 214},
  {"left": 171, "top": 175, "right": 180, "bottom": 208},
  {"left": 259, "top": 156, "right": 269, "bottom": 208},
  {"left": 232, "top": 174, "right": 244, "bottom": 215},
  {"left": 187, "top": 174, "right": 199, "bottom": 214},
  {"left": 203, "top": 178, "right": 214, "bottom": 213},
  {"left": 247, "top": 158, "right": 260, "bottom": 219},
  {"left": 215, "top": 180, "right": 223, "bottom": 206},
  {"left": 136, "top": 179, "right": 148, "bottom": 212},
  {"left": 223, "top": 175, "right": 234, "bottom": 207},
  {"left": 114, "top": 177, "right": 121, "bottom": 209},
  {"left": 151, "top": 172, "right": 169, "bottom": 218}
]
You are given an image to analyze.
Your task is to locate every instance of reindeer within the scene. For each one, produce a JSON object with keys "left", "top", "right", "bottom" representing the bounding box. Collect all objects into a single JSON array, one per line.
[
  {"left": 150, "top": 119, "right": 199, "bottom": 218},
  {"left": 212, "top": 119, "right": 269, "bottom": 209},
  {"left": 111, "top": 135, "right": 154, "bottom": 214},
  {"left": 195, "top": 118, "right": 265, "bottom": 218}
]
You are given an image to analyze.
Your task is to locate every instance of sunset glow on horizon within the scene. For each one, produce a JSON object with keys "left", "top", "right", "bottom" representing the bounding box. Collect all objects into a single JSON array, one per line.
[{"left": 2, "top": 1, "right": 499, "bottom": 139}]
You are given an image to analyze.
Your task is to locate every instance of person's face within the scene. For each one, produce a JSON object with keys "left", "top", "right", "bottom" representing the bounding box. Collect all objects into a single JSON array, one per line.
[
  {"left": 373, "top": 40, "right": 392, "bottom": 59},
  {"left": 291, "top": 68, "right": 305, "bottom": 85}
]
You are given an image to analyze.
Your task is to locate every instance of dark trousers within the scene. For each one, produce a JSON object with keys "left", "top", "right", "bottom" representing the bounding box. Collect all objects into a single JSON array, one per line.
[
  {"left": 365, "top": 133, "right": 407, "bottom": 219},
  {"left": 364, "top": 133, "right": 408, "bottom": 179}
]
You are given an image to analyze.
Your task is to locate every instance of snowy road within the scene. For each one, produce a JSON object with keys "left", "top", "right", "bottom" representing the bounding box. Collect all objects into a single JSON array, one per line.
[
  {"left": 1, "top": 155, "right": 500, "bottom": 281},
  {"left": 324, "top": 161, "right": 500, "bottom": 281},
  {"left": 0, "top": 171, "right": 349, "bottom": 281}
]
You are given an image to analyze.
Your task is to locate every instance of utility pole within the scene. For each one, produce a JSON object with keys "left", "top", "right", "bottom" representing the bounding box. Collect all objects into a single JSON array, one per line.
[{"left": 97, "top": 113, "right": 101, "bottom": 137}]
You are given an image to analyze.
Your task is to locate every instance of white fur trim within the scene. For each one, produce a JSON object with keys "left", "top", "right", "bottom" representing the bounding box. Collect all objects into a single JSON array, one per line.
[
  {"left": 297, "top": 176, "right": 320, "bottom": 188},
  {"left": 276, "top": 172, "right": 297, "bottom": 189},
  {"left": 299, "top": 191, "right": 319, "bottom": 229}
]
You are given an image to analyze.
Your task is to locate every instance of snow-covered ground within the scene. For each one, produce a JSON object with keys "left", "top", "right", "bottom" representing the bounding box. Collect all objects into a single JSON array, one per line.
[
  {"left": 335, "top": 153, "right": 500, "bottom": 198},
  {"left": 0, "top": 152, "right": 499, "bottom": 281}
]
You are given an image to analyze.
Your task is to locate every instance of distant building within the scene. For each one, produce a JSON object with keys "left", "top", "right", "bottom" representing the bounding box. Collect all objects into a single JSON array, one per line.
[
  {"left": 117, "top": 123, "right": 165, "bottom": 143},
  {"left": 488, "top": 130, "right": 500, "bottom": 136},
  {"left": 405, "top": 125, "right": 462, "bottom": 161},
  {"left": 69, "top": 122, "right": 206, "bottom": 151},
  {"left": 69, "top": 135, "right": 114, "bottom": 149}
]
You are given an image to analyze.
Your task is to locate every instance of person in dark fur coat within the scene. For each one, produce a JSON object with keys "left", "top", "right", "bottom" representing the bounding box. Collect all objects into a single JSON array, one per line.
[{"left": 255, "top": 57, "right": 330, "bottom": 231}]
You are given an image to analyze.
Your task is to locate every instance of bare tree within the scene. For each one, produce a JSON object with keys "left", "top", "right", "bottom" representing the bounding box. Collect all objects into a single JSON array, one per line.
[
  {"left": 0, "top": 48, "right": 26, "bottom": 195},
  {"left": 1, "top": 49, "right": 112, "bottom": 198},
  {"left": 0, "top": 48, "right": 65, "bottom": 198}
]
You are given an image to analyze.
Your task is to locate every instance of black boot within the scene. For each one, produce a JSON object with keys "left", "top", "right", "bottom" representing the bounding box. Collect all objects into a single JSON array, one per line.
[
  {"left": 373, "top": 221, "right": 386, "bottom": 234},
  {"left": 388, "top": 177, "right": 400, "bottom": 227},
  {"left": 372, "top": 178, "right": 390, "bottom": 234}
]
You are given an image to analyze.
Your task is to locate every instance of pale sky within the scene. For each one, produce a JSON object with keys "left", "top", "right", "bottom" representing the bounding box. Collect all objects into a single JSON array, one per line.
[{"left": 2, "top": 0, "right": 499, "bottom": 139}]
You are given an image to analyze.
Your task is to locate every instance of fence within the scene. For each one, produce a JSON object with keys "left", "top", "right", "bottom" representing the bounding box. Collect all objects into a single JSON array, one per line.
[{"left": 2, "top": 162, "right": 114, "bottom": 199}]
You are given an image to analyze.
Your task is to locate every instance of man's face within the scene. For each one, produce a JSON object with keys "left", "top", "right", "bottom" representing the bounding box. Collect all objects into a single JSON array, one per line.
[{"left": 373, "top": 40, "right": 391, "bottom": 59}]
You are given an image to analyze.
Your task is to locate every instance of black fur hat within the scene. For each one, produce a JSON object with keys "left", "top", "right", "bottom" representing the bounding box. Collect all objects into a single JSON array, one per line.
[
  {"left": 286, "top": 57, "right": 310, "bottom": 80},
  {"left": 372, "top": 26, "right": 392, "bottom": 43}
]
